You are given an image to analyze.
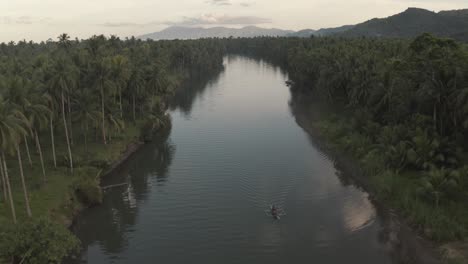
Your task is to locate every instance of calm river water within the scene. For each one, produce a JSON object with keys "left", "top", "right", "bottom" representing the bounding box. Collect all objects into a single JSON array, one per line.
[{"left": 71, "top": 56, "right": 395, "bottom": 264}]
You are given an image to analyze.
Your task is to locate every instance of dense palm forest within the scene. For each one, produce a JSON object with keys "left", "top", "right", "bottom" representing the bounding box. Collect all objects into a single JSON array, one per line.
[
  {"left": 2, "top": 32, "right": 468, "bottom": 263},
  {"left": 0, "top": 34, "right": 224, "bottom": 263},
  {"left": 224, "top": 34, "right": 468, "bottom": 244}
]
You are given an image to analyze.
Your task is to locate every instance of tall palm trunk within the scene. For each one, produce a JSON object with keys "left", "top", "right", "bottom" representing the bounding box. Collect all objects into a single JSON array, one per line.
[
  {"left": 23, "top": 134, "right": 32, "bottom": 166},
  {"left": 68, "top": 94, "right": 74, "bottom": 145},
  {"left": 101, "top": 84, "right": 107, "bottom": 144},
  {"left": 0, "top": 157, "right": 7, "bottom": 202},
  {"left": 35, "top": 131, "right": 46, "bottom": 182},
  {"left": 119, "top": 86, "right": 123, "bottom": 118},
  {"left": 50, "top": 114, "right": 57, "bottom": 168},
  {"left": 16, "top": 145, "right": 32, "bottom": 217},
  {"left": 84, "top": 118, "right": 89, "bottom": 151},
  {"left": 132, "top": 94, "right": 136, "bottom": 122},
  {"left": 61, "top": 90, "right": 73, "bottom": 173},
  {"left": 2, "top": 153, "right": 16, "bottom": 223}
]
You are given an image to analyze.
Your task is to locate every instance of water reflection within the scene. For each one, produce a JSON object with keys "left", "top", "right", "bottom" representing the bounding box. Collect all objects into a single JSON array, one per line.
[
  {"left": 288, "top": 89, "right": 392, "bottom": 257},
  {"left": 71, "top": 129, "right": 176, "bottom": 260},
  {"left": 71, "top": 56, "right": 395, "bottom": 264},
  {"left": 169, "top": 67, "right": 225, "bottom": 117}
]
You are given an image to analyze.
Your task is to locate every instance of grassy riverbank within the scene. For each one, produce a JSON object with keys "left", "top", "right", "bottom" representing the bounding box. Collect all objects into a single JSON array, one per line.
[
  {"left": 0, "top": 34, "right": 225, "bottom": 263},
  {"left": 305, "top": 106, "right": 468, "bottom": 263},
  {"left": 0, "top": 122, "right": 144, "bottom": 263},
  {"left": 0, "top": 122, "right": 141, "bottom": 223},
  {"left": 223, "top": 35, "right": 468, "bottom": 263}
]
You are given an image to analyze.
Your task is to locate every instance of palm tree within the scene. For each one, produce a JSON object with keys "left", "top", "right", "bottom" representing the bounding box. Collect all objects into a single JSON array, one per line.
[
  {"left": 1, "top": 152, "right": 16, "bottom": 223},
  {"left": 418, "top": 168, "right": 460, "bottom": 208},
  {"left": 110, "top": 55, "right": 130, "bottom": 118},
  {"left": 0, "top": 97, "right": 29, "bottom": 222},
  {"left": 128, "top": 67, "right": 144, "bottom": 122},
  {"left": 105, "top": 108, "right": 125, "bottom": 142},
  {"left": 16, "top": 142, "right": 32, "bottom": 217},
  {"left": 58, "top": 33, "right": 71, "bottom": 50},
  {"left": 0, "top": 155, "right": 7, "bottom": 203},
  {"left": 49, "top": 58, "right": 77, "bottom": 173},
  {"left": 74, "top": 89, "right": 98, "bottom": 150},
  {"left": 93, "top": 59, "right": 113, "bottom": 144},
  {"left": 24, "top": 93, "right": 51, "bottom": 181},
  {"left": 5, "top": 76, "right": 34, "bottom": 166},
  {"left": 45, "top": 94, "right": 58, "bottom": 168}
]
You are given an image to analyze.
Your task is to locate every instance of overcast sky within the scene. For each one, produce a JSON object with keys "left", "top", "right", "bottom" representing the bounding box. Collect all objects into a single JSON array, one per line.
[{"left": 1, "top": 0, "right": 467, "bottom": 42}]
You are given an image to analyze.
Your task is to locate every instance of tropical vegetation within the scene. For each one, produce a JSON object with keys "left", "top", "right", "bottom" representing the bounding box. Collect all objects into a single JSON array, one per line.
[
  {"left": 0, "top": 34, "right": 223, "bottom": 263},
  {"left": 224, "top": 34, "right": 468, "bottom": 246},
  {"left": 2, "top": 31, "right": 468, "bottom": 263}
]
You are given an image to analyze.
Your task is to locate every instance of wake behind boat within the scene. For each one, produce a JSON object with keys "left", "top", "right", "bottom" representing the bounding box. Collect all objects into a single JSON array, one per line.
[{"left": 265, "top": 205, "right": 286, "bottom": 220}]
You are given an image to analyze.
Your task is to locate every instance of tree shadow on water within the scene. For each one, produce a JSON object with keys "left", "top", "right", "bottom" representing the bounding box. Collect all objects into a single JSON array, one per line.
[
  {"left": 169, "top": 67, "right": 225, "bottom": 117},
  {"left": 69, "top": 128, "right": 176, "bottom": 261}
]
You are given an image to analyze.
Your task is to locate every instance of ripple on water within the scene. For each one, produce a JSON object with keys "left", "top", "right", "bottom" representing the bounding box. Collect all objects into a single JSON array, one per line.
[{"left": 71, "top": 56, "right": 393, "bottom": 264}]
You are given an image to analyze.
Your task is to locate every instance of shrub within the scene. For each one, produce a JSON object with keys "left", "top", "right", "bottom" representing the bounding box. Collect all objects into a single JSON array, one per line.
[
  {"left": 0, "top": 217, "right": 80, "bottom": 264},
  {"left": 73, "top": 169, "right": 103, "bottom": 206}
]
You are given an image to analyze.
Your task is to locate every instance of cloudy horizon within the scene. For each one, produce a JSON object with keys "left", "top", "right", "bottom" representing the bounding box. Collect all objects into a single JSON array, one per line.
[{"left": 1, "top": 0, "right": 467, "bottom": 42}]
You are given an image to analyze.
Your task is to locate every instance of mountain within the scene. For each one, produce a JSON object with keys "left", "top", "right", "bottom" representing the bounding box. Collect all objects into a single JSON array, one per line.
[
  {"left": 139, "top": 8, "right": 468, "bottom": 41},
  {"left": 315, "top": 25, "right": 354, "bottom": 36},
  {"left": 287, "top": 29, "right": 316, "bottom": 38},
  {"left": 340, "top": 8, "right": 468, "bottom": 41},
  {"left": 139, "top": 26, "right": 294, "bottom": 40}
]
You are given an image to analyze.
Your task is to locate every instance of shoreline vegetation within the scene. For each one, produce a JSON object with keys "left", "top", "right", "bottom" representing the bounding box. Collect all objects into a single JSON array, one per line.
[
  {"left": 289, "top": 94, "right": 443, "bottom": 264},
  {"left": 223, "top": 35, "right": 468, "bottom": 263},
  {"left": 0, "top": 35, "right": 224, "bottom": 263},
  {"left": 2, "top": 32, "right": 468, "bottom": 264}
]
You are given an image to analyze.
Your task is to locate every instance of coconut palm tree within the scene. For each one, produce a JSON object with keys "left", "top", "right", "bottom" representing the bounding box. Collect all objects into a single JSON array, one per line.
[
  {"left": 110, "top": 55, "right": 130, "bottom": 118},
  {"left": 57, "top": 33, "right": 71, "bottom": 50},
  {"left": 73, "top": 89, "right": 98, "bottom": 151},
  {"left": 128, "top": 67, "right": 144, "bottom": 122},
  {"left": 418, "top": 168, "right": 460, "bottom": 208},
  {"left": 0, "top": 154, "right": 7, "bottom": 203},
  {"left": 0, "top": 97, "right": 30, "bottom": 222},
  {"left": 93, "top": 59, "right": 114, "bottom": 144},
  {"left": 16, "top": 141, "right": 32, "bottom": 217},
  {"left": 4, "top": 75, "right": 34, "bottom": 166},
  {"left": 48, "top": 57, "right": 77, "bottom": 173},
  {"left": 24, "top": 93, "right": 51, "bottom": 181}
]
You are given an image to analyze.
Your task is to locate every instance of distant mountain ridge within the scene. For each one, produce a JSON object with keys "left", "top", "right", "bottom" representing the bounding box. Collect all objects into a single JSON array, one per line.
[
  {"left": 340, "top": 8, "right": 468, "bottom": 41},
  {"left": 287, "top": 29, "right": 316, "bottom": 37},
  {"left": 139, "top": 26, "right": 294, "bottom": 40},
  {"left": 139, "top": 8, "right": 468, "bottom": 41}
]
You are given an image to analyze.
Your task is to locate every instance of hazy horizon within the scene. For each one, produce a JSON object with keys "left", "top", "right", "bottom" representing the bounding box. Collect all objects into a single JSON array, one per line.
[{"left": 1, "top": 0, "right": 467, "bottom": 42}]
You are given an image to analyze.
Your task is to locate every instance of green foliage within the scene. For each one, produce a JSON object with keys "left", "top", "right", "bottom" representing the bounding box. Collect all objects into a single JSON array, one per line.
[
  {"left": 0, "top": 35, "right": 225, "bottom": 263},
  {"left": 0, "top": 217, "right": 79, "bottom": 264},
  {"left": 418, "top": 168, "right": 461, "bottom": 207},
  {"left": 73, "top": 168, "right": 103, "bottom": 206}
]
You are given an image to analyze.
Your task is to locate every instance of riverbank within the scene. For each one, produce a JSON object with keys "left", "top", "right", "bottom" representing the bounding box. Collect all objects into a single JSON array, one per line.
[
  {"left": 289, "top": 92, "right": 462, "bottom": 264},
  {"left": 0, "top": 121, "right": 149, "bottom": 263}
]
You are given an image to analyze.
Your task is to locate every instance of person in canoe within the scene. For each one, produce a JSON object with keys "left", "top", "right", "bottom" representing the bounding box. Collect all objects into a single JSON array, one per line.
[{"left": 271, "top": 205, "right": 279, "bottom": 218}]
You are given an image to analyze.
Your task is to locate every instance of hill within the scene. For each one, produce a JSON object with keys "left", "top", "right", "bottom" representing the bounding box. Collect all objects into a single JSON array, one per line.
[
  {"left": 314, "top": 25, "right": 355, "bottom": 36},
  {"left": 340, "top": 8, "right": 468, "bottom": 41},
  {"left": 139, "top": 8, "right": 468, "bottom": 41},
  {"left": 287, "top": 29, "right": 316, "bottom": 38}
]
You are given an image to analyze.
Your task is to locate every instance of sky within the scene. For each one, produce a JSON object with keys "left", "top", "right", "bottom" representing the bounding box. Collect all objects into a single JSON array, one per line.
[{"left": 1, "top": 0, "right": 467, "bottom": 42}]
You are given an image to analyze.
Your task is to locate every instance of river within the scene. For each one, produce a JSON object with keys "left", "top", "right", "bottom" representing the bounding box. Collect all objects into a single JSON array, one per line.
[{"left": 70, "top": 56, "right": 395, "bottom": 264}]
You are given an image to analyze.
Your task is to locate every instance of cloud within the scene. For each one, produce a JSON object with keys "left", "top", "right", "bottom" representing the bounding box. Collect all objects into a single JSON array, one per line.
[
  {"left": 0, "top": 16, "right": 51, "bottom": 25},
  {"left": 206, "top": 0, "right": 232, "bottom": 6},
  {"left": 165, "top": 14, "right": 271, "bottom": 26}
]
